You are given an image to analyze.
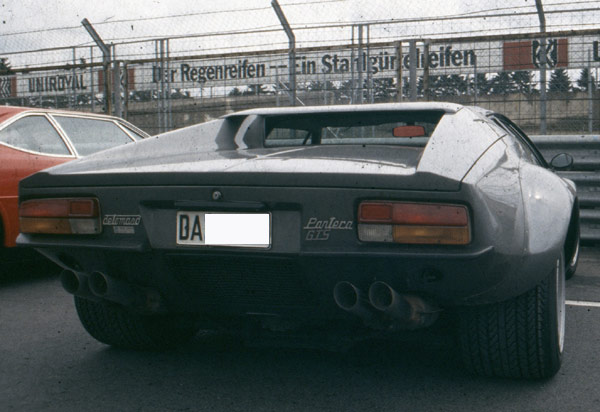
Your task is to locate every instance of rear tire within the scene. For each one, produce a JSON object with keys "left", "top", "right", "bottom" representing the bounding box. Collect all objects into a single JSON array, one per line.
[
  {"left": 74, "top": 296, "right": 200, "bottom": 350},
  {"left": 459, "top": 252, "right": 565, "bottom": 379}
]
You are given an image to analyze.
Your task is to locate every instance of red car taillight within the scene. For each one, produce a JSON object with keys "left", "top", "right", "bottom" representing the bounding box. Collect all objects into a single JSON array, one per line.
[
  {"left": 358, "top": 201, "right": 471, "bottom": 245},
  {"left": 19, "top": 198, "right": 102, "bottom": 235}
]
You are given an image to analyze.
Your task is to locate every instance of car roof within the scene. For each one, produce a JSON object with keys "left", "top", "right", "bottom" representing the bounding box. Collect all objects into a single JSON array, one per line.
[
  {"left": 223, "top": 102, "right": 464, "bottom": 118},
  {"left": 0, "top": 106, "right": 30, "bottom": 123},
  {"left": 0, "top": 105, "right": 127, "bottom": 124}
]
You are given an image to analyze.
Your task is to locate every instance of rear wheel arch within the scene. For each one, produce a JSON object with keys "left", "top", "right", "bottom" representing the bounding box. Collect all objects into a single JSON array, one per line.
[
  {"left": 564, "top": 200, "right": 580, "bottom": 279},
  {"left": 519, "top": 165, "right": 574, "bottom": 258}
]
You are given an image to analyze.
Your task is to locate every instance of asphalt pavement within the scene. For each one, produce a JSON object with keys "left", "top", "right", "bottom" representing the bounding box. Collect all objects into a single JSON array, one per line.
[{"left": 1, "top": 248, "right": 600, "bottom": 412}]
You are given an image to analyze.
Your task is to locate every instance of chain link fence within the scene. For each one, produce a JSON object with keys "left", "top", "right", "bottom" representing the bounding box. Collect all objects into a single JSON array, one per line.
[{"left": 2, "top": 1, "right": 600, "bottom": 135}]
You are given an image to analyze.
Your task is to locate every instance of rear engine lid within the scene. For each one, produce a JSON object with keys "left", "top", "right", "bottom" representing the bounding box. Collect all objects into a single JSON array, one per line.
[
  {"left": 20, "top": 143, "right": 461, "bottom": 192},
  {"left": 20, "top": 105, "right": 503, "bottom": 193}
]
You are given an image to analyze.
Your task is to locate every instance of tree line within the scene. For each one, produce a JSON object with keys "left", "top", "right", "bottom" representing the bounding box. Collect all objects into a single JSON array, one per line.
[{"left": 304, "top": 69, "right": 596, "bottom": 102}]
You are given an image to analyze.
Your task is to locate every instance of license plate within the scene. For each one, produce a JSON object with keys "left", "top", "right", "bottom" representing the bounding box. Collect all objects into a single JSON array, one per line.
[{"left": 176, "top": 212, "right": 271, "bottom": 248}]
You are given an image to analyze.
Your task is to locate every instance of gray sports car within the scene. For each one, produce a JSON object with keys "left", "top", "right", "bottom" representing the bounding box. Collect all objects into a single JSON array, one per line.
[{"left": 17, "top": 103, "right": 579, "bottom": 379}]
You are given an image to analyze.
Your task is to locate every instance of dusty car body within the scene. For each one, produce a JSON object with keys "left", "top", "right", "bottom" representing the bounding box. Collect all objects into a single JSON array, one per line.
[
  {"left": 17, "top": 103, "right": 579, "bottom": 379},
  {"left": 0, "top": 106, "right": 148, "bottom": 248}
]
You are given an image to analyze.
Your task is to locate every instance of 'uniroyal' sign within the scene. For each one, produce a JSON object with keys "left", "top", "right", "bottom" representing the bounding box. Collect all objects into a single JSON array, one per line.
[{"left": 503, "top": 39, "right": 568, "bottom": 70}]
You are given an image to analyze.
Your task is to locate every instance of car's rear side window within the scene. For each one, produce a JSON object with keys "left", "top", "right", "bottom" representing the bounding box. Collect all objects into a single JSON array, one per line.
[
  {"left": 0, "top": 115, "right": 71, "bottom": 155},
  {"left": 53, "top": 116, "right": 134, "bottom": 156},
  {"left": 490, "top": 115, "right": 547, "bottom": 167}
]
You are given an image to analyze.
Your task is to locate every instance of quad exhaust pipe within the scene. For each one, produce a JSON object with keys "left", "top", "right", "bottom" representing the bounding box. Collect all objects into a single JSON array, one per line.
[
  {"left": 333, "top": 281, "right": 379, "bottom": 326},
  {"left": 333, "top": 281, "right": 440, "bottom": 329},
  {"left": 60, "top": 269, "right": 164, "bottom": 312},
  {"left": 368, "top": 281, "right": 440, "bottom": 328},
  {"left": 60, "top": 270, "right": 101, "bottom": 302},
  {"left": 88, "top": 271, "right": 138, "bottom": 307}
]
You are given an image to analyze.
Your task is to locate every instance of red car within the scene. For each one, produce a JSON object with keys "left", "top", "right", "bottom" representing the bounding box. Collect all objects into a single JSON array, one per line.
[{"left": 0, "top": 106, "right": 148, "bottom": 248}]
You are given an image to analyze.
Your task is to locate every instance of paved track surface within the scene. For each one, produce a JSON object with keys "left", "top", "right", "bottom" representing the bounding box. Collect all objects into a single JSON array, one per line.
[{"left": 1, "top": 248, "right": 600, "bottom": 412}]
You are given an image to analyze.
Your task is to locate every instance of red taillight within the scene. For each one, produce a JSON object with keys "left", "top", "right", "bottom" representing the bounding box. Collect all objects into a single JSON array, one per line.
[
  {"left": 69, "top": 199, "right": 98, "bottom": 216},
  {"left": 359, "top": 202, "right": 393, "bottom": 222},
  {"left": 20, "top": 198, "right": 98, "bottom": 218},
  {"left": 358, "top": 201, "right": 471, "bottom": 245},
  {"left": 19, "top": 198, "right": 101, "bottom": 234}
]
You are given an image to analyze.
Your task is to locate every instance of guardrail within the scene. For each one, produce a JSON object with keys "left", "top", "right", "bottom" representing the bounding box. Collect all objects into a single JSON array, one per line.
[{"left": 531, "top": 135, "right": 600, "bottom": 243}]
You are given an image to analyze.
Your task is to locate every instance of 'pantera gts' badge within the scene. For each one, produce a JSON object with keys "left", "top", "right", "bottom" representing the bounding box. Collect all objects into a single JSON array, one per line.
[{"left": 303, "top": 217, "right": 353, "bottom": 241}]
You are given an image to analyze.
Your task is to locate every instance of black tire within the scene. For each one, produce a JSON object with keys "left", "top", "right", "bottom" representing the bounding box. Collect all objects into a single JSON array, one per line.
[
  {"left": 458, "top": 252, "right": 565, "bottom": 379},
  {"left": 74, "top": 296, "right": 200, "bottom": 350}
]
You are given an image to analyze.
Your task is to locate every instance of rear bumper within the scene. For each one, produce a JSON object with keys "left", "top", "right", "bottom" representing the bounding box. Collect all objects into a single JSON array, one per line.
[
  {"left": 31, "top": 243, "right": 556, "bottom": 321},
  {"left": 17, "top": 179, "right": 565, "bottom": 319}
]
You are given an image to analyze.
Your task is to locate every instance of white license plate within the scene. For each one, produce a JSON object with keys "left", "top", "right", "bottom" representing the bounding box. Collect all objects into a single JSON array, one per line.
[{"left": 176, "top": 212, "right": 271, "bottom": 248}]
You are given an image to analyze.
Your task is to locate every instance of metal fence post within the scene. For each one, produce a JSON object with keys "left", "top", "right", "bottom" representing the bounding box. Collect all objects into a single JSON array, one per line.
[
  {"left": 156, "top": 39, "right": 165, "bottom": 133},
  {"left": 366, "top": 25, "right": 373, "bottom": 103},
  {"left": 166, "top": 39, "right": 172, "bottom": 130},
  {"left": 357, "top": 24, "right": 364, "bottom": 104},
  {"left": 71, "top": 47, "right": 77, "bottom": 109},
  {"left": 540, "top": 38, "right": 547, "bottom": 134},
  {"left": 122, "top": 61, "right": 129, "bottom": 120},
  {"left": 272, "top": 0, "right": 296, "bottom": 106},
  {"left": 473, "top": 57, "right": 478, "bottom": 105},
  {"left": 351, "top": 26, "right": 355, "bottom": 104},
  {"left": 423, "top": 41, "right": 430, "bottom": 101},
  {"left": 90, "top": 46, "right": 95, "bottom": 112},
  {"left": 536, "top": 1, "right": 548, "bottom": 134},
  {"left": 409, "top": 40, "right": 417, "bottom": 102},
  {"left": 112, "top": 45, "right": 123, "bottom": 118},
  {"left": 155, "top": 40, "right": 162, "bottom": 133},
  {"left": 589, "top": 50, "right": 593, "bottom": 133},
  {"left": 395, "top": 41, "right": 402, "bottom": 102},
  {"left": 81, "top": 18, "right": 111, "bottom": 113}
]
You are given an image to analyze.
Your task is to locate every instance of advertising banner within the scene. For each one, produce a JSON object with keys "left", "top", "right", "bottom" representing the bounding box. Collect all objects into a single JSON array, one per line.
[{"left": 4, "top": 35, "right": 600, "bottom": 97}]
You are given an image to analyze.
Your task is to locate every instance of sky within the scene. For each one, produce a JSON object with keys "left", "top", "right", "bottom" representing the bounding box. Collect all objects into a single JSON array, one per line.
[
  {"left": 0, "top": 1, "right": 525, "bottom": 49},
  {"left": 1, "top": 1, "right": 598, "bottom": 68}
]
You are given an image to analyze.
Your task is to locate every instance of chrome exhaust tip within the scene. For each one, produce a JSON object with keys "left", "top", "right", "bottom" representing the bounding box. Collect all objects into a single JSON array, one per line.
[
  {"left": 333, "top": 281, "right": 361, "bottom": 311},
  {"left": 333, "top": 281, "right": 381, "bottom": 327},
  {"left": 368, "top": 281, "right": 440, "bottom": 329},
  {"left": 60, "top": 269, "right": 80, "bottom": 295}
]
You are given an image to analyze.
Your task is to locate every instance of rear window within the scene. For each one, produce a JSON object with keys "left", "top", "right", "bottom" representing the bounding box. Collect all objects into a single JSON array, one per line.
[
  {"left": 0, "top": 115, "right": 71, "bottom": 155},
  {"left": 53, "top": 116, "right": 135, "bottom": 156},
  {"left": 264, "top": 110, "right": 444, "bottom": 148}
]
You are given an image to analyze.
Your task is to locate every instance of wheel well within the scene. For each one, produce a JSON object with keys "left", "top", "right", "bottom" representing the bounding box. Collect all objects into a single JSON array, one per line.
[{"left": 564, "top": 199, "right": 580, "bottom": 262}]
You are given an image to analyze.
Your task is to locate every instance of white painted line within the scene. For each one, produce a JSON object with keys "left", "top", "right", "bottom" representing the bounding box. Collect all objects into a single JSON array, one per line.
[{"left": 566, "top": 300, "right": 600, "bottom": 308}]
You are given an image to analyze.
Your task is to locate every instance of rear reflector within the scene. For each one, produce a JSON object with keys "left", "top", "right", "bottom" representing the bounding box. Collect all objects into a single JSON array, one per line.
[
  {"left": 19, "top": 198, "right": 101, "bottom": 235},
  {"left": 358, "top": 224, "right": 393, "bottom": 243},
  {"left": 358, "top": 201, "right": 470, "bottom": 245}
]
